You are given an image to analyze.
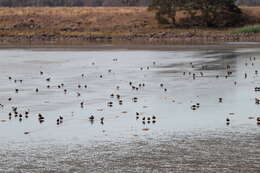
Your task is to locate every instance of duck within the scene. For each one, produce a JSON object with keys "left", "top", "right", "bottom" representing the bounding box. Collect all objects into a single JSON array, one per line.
[
  {"left": 38, "top": 113, "right": 44, "bottom": 120},
  {"left": 107, "top": 101, "right": 113, "bottom": 107},
  {"left": 244, "top": 73, "right": 247, "bottom": 79},
  {"left": 80, "top": 102, "right": 84, "bottom": 108},
  {"left": 25, "top": 110, "right": 29, "bottom": 116},
  {"left": 191, "top": 105, "right": 196, "bottom": 110},
  {"left": 193, "top": 73, "right": 196, "bottom": 80},
  {"left": 46, "top": 78, "right": 51, "bottom": 82},
  {"left": 57, "top": 118, "right": 60, "bottom": 125},
  {"left": 133, "top": 97, "right": 138, "bottom": 102},
  {"left": 89, "top": 115, "right": 94, "bottom": 121},
  {"left": 100, "top": 117, "right": 104, "bottom": 124}
]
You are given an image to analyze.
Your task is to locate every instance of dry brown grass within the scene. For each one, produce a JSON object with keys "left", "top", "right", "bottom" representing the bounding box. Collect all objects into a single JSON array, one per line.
[
  {"left": 0, "top": 7, "right": 157, "bottom": 36},
  {"left": 241, "top": 6, "right": 260, "bottom": 23},
  {"left": 0, "top": 6, "right": 259, "bottom": 39}
]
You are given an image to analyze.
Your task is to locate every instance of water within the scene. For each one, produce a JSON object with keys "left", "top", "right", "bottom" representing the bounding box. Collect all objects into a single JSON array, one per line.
[{"left": 0, "top": 47, "right": 259, "bottom": 172}]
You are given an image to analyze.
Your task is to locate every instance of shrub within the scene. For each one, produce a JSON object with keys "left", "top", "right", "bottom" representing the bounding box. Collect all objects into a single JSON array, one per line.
[
  {"left": 149, "top": 0, "right": 243, "bottom": 27},
  {"left": 232, "top": 25, "right": 260, "bottom": 34}
]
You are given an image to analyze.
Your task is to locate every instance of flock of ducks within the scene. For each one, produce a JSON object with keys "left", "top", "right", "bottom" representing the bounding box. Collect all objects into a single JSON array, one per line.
[{"left": 1, "top": 54, "right": 260, "bottom": 136}]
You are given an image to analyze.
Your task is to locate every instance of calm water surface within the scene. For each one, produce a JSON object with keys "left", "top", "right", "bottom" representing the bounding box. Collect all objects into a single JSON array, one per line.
[{"left": 0, "top": 48, "right": 259, "bottom": 172}]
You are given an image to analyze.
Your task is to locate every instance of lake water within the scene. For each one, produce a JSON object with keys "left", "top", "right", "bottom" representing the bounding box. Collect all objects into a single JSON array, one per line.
[{"left": 0, "top": 47, "right": 259, "bottom": 172}]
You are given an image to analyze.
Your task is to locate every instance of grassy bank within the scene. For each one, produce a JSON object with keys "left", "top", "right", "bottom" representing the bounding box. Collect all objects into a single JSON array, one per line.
[
  {"left": 0, "top": 7, "right": 260, "bottom": 44},
  {"left": 232, "top": 25, "right": 260, "bottom": 34}
]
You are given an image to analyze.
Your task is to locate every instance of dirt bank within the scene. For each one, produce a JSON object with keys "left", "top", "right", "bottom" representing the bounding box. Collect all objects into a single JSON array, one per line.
[{"left": 0, "top": 7, "right": 260, "bottom": 44}]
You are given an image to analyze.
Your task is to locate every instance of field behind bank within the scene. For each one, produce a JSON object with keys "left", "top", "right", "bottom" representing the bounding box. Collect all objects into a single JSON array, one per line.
[{"left": 0, "top": 6, "right": 260, "bottom": 42}]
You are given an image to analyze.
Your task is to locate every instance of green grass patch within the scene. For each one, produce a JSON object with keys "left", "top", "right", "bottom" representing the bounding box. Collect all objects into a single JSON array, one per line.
[{"left": 232, "top": 25, "right": 260, "bottom": 34}]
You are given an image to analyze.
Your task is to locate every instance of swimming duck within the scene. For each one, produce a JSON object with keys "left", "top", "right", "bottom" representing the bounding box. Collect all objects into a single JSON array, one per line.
[
  {"left": 89, "top": 115, "right": 94, "bottom": 121},
  {"left": 80, "top": 102, "right": 84, "bottom": 108},
  {"left": 100, "top": 117, "right": 104, "bottom": 124}
]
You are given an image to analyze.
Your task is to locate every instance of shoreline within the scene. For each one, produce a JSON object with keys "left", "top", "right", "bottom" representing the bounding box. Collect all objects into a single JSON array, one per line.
[{"left": 0, "top": 41, "right": 259, "bottom": 51}]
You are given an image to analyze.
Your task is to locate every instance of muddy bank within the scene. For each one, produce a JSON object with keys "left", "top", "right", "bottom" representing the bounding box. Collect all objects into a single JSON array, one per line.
[
  {"left": 0, "top": 32, "right": 260, "bottom": 46},
  {"left": 0, "top": 7, "right": 260, "bottom": 46}
]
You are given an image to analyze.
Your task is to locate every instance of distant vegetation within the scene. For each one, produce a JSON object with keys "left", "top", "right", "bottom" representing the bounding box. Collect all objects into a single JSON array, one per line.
[
  {"left": 149, "top": 0, "right": 243, "bottom": 27},
  {"left": 237, "top": 0, "right": 260, "bottom": 6},
  {"left": 0, "top": 0, "right": 258, "bottom": 7},
  {"left": 0, "top": 0, "right": 149, "bottom": 6},
  {"left": 232, "top": 25, "right": 260, "bottom": 34}
]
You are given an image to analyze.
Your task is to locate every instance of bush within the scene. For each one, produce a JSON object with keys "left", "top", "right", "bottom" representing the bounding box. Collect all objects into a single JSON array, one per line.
[
  {"left": 149, "top": 0, "right": 243, "bottom": 27},
  {"left": 232, "top": 25, "right": 260, "bottom": 34}
]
